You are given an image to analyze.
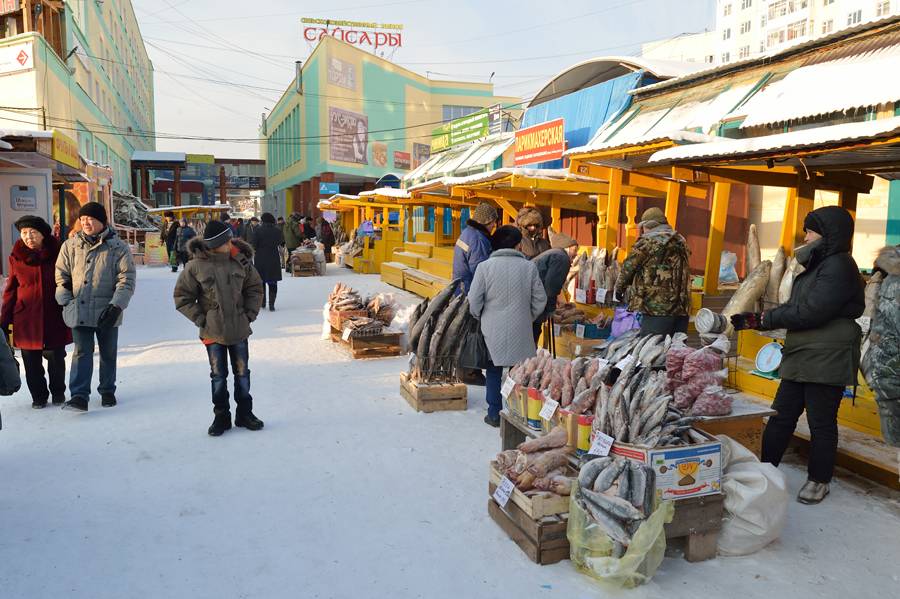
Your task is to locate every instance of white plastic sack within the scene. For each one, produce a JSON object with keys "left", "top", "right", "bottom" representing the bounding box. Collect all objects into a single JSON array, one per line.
[
  {"left": 716, "top": 435, "right": 789, "bottom": 556},
  {"left": 719, "top": 251, "right": 739, "bottom": 284}
]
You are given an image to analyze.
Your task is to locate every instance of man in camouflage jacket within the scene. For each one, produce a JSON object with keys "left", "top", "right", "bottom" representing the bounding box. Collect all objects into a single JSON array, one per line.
[
  {"left": 615, "top": 207, "right": 691, "bottom": 335},
  {"left": 861, "top": 245, "right": 900, "bottom": 449}
]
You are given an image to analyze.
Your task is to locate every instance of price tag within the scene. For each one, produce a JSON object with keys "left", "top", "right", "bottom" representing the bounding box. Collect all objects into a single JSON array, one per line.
[
  {"left": 595, "top": 288, "right": 607, "bottom": 304},
  {"left": 553, "top": 324, "right": 562, "bottom": 337},
  {"left": 575, "top": 324, "right": 586, "bottom": 339},
  {"left": 341, "top": 327, "right": 352, "bottom": 341},
  {"left": 614, "top": 354, "right": 635, "bottom": 370},
  {"left": 596, "top": 358, "right": 610, "bottom": 369},
  {"left": 589, "top": 432, "right": 615, "bottom": 457},
  {"left": 500, "top": 376, "right": 516, "bottom": 399},
  {"left": 408, "top": 354, "right": 415, "bottom": 371},
  {"left": 574, "top": 344, "right": 583, "bottom": 356},
  {"left": 574, "top": 288, "right": 587, "bottom": 304},
  {"left": 539, "top": 398, "right": 559, "bottom": 420},
  {"left": 493, "top": 476, "right": 516, "bottom": 508}
]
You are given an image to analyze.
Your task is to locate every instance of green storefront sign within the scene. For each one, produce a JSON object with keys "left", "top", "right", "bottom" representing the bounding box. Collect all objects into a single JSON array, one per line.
[{"left": 431, "top": 108, "right": 490, "bottom": 153}]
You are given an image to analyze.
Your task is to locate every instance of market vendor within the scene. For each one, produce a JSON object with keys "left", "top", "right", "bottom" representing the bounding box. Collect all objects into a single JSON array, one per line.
[
  {"left": 532, "top": 228, "right": 579, "bottom": 344},
  {"left": 731, "top": 206, "right": 864, "bottom": 505},
  {"left": 515, "top": 207, "right": 550, "bottom": 259},
  {"left": 615, "top": 207, "right": 691, "bottom": 335}
]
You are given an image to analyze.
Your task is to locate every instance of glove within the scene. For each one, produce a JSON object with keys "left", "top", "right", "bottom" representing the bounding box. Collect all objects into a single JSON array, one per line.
[
  {"left": 730, "top": 312, "right": 763, "bottom": 331},
  {"left": 97, "top": 305, "right": 122, "bottom": 330}
]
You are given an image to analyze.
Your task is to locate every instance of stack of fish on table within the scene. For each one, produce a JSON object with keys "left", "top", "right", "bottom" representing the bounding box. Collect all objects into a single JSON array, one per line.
[
  {"left": 494, "top": 427, "right": 574, "bottom": 495},
  {"left": 568, "top": 247, "right": 623, "bottom": 304},
  {"left": 407, "top": 280, "right": 472, "bottom": 384},
  {"left": 327, "top": 283, "right": 399, "bottom": 339}
]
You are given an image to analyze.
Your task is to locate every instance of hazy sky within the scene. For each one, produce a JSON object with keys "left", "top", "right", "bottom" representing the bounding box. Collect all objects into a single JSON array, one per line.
[{"left": 132, "top": 0, "right": 715, "bottom": 158}]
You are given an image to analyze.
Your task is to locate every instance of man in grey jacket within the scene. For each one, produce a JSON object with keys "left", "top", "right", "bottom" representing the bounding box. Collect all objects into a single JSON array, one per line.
[{"left": 56, "top": 202, "right": 136, "bottom": 412}]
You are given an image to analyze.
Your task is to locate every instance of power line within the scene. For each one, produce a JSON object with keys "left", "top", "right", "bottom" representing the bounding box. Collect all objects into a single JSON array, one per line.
[{"left": 137, "top": 0, "right": 434, "bottom": 25}]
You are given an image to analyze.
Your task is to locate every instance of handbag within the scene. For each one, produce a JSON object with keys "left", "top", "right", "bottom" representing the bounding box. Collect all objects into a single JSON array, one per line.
[{"left": 457, "top": 316, "right": 491, "bottom": 370}]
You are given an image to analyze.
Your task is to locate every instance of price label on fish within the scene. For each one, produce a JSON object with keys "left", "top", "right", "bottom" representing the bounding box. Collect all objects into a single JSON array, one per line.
[
  {"left": 614, "top": 354, "right": 636, "bottom": 370},
  {"left": 493, "top": 476, "right": 516, "bottom": 508},
  {"left": 553, "top": 324, "right": 561, "bottom": 337},
  {"left": 589, "top": 432, "right": 615, "bottom": 457},
  {"left": 539, "top": 398, "right": 559, "bottom": 420},
  {"left": 595, "top": 288, "right": 607, "bottom": 304},
  {"left": 574, "top": 288, "right": 587, "bottom": 304},
  {"left": 500, "top": 376, "right": 516, "bottom": 399},
  {"left": 341, "top": 327, "right": 352, "bottom": 341},
  {"left": 575, "top": 324, "right": 585, "bottom": 339},
  {"left": 407, "top": 353, "right": 415, "bottom": 372}
]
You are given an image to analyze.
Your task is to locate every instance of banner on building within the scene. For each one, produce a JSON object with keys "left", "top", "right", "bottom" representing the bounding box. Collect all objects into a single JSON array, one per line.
[
  {"left": 327, "top": 55, "right": 356, "bottom": 90},
  {"left": 302, "top": 18, "right": 403, "bottom": 52},
  {"left": 371, "top": 142, "right": 388, "bottom": 167},
  {"left": 186, "top": 154, "right": 215, "bottom": 164},
  {"left": 514, "top": 118, "right": 565, "bottom": 166},
  {"left": 393, "top": 151, "right": 411, "bottom": 170},
  {"left": 488, "top": 104, "right": 503, "bottom": 135},
  {"left": 319, "top": 182, "right": 340, "bottom": 196},
  {"left": 51, "top": 131, "right": 81, "bottom": 170},
  {"left": 0, "top": 41, "right": 33, "bottom": 75},
  {"left": 329, "top": 107, "right": 368, "bottom": 165},
  {"left": 0, "top": 0, "right": 19, "bottom": 16},
  {"left": 412, "top": 143, "right": 431, "bottom": 169},
  {"left": 431, "top": 109, "right": 490, "bottom": 153}
]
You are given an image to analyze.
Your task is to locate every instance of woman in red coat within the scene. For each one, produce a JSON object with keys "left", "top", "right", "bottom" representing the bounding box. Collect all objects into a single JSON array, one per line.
[{"left": 1, "top": 215, "right": 72, "bottom": 408}]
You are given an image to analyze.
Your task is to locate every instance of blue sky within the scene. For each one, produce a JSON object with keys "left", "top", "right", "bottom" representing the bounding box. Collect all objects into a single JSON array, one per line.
[{"left": 133, "top": 0, "right": 715, "bottom": 157}]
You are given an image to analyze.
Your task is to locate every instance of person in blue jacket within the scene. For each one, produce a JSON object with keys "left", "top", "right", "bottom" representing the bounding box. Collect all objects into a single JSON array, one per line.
[{"left": 452, "top": 202, "right": 498, "bottom": 293}]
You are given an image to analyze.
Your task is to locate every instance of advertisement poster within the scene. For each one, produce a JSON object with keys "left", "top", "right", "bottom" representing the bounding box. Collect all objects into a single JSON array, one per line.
[
  {"left": 327, "top": 55, "right": 356, "bottom": 90},
  {"left": 371, "top": 142, "right": 388, "bottom": 167},
  {"left": 514, "top": 118, "right": 565, "bottom": 166},
  {"left": 393, "top": 151, "right": 411, "bottom": 170},
  {"left": 430, "top": 109, "right": 490, "bottom": 153},
  {"left": 412, "top": 143, "right": 431, "bottom": 169},
  {"left": 329, "top": 107, "right": 368, "bottom": 165}
]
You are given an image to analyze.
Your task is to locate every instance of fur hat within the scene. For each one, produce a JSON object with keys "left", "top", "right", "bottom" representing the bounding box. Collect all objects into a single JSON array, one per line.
[
  {"left": 203, "top": 220, "right": 233, "bottom": 249},
  {"left": 639, "top": 207, "right": 667, "bottom": 229},
  {"left": 548, "top": 227, "right": 577, "bottom": 249},
  {"left": 471, "top": 202, "right": 499, "bottom": 226},
  {"left": 492, "top": 225, "right": 523, "bottom": 250},
  {"left": 78, "top": 201, "right": 108, "bottom": 225},
  {"left": 14, "top": 215, "right": 53, "bottom": 239},
  {"left": 516, "top": 206, "right": 544, "bottom": 228}
]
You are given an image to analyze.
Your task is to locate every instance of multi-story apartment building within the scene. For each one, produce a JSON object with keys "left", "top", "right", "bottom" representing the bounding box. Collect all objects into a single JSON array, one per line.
[{"left": 0, "top": 1, "right": 155, "bottom": 193}]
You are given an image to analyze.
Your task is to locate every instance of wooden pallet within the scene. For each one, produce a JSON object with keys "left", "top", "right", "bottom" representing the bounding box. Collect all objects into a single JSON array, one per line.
[
  {"left": 399, "top": 372, "right": 466, "bottom": 412},
  {"left": 663, "top": 493, "right": 724, "bottom": 562},
  {"left": 488, "top": 497, "right": 570, "bottom": 565},
  {"left": 328, "top": 309, "right": 368, "bottom": 331},
  {"left": 330, "top": 329, "right": 404, "bottom": 359},
  {"left": 292, "top": 265, "right": 318, "bottom": 277}
]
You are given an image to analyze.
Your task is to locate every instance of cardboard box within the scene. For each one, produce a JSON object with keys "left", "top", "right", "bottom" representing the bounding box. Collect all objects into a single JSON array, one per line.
[{"left": 609, "top": 432, "right": 722, "bottom": 501}]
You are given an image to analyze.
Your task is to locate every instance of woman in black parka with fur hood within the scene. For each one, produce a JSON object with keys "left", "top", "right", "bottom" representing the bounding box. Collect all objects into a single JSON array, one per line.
[{"left": 732, "top": 205, "right": 864, "bottom": 505}]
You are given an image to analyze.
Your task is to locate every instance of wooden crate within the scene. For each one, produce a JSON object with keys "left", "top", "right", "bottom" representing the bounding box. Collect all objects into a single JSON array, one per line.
[
  {"left": 328, "top": 309, "right": 368, "bottom": 331},
  {"left": 331, "top": 328, "right": 404, "bottom": 359},
  {"left": 400, "top": 371, "right": 467, "bottom": 412},
  {"left": 487, "top": 497, "right": 569, "bottom": 565},
  {"left": 663, "top": 493, "right": 724, "bottom": 562},
  {"left": 488, "top": 462, "right": 570, "bottom": 519}
]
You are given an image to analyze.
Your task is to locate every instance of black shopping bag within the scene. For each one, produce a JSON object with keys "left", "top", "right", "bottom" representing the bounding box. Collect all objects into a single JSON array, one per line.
[{"left": 458, "top": 317, "right": 490, "bottom": 370}]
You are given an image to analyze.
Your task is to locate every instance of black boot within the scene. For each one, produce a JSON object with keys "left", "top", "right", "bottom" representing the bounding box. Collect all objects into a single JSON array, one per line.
[
  {"left": 62, "top": 396, "right": 88, "bottom": 412},
  {"left": 208, "top": 411, "right": 232, "bottom": 436},
  {"left": 267, "top": 283, "right": 277, "bottom": 312},
  {"left": 51, "top": 394, "right": 66, "bottom": 405},
  {"left": 101, "top": 392, "right": 117, "bottom": 407},
  {"left": 235, "top": 411, "right": 264, "bottom": 431},
  {"left": 32, "top": 397, "right": 48, "bottom": 409}
]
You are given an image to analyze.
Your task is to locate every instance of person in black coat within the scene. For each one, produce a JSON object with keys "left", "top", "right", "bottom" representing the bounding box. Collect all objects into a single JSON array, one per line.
[
  {"left": 251, "top": 213, "right": 285, "bottom": 311},
  {"left": 532, "top": 228, "right": 580, "bottom": 344},
  {"left": 165, "top": 218, "right": 181, "bottom": 272}
]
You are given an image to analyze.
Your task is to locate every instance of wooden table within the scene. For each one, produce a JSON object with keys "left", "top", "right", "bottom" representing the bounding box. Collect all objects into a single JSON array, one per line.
[{"left": 693, "top": 394, "right": 776, "bottom": 457}]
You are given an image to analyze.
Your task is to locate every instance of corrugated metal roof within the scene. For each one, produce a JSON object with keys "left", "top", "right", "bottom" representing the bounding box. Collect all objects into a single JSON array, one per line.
[
  {"left": 451, "top": 167, "right": 602, "bottom": 186},
  {"left": 358, "top": 188, "right": 410, "bottom": 199},
  {"left": 647, "top": 115, "right": 900, "bottom": 164},
  {"left": 402, "top": 133, "right": 513, "bottom": 185}
]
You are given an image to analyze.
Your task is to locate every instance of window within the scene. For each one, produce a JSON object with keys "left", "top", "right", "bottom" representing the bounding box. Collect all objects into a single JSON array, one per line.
[
  {"left": 741, "top": 0, "right": 752, "bottom": 8},
  {"left": 740, "top": 20, "right": 752, "bottom": 33},
  {"left": 787, "top": 19, "right": 807, "bottom": 40},
  {"left": 723, "top": 3, "right": 732, "bottom": 16},
  {"left": 721, "top": 52, "right": 731, "bottom": 62},
  {"left": 761, "top": 15, "right": 767, "bottom": 26},
  {"left": 760, "top": 41, "right": 766, "bottom": 52},
  {"left": 847, "top": 10, "right": 862, "bottom": 25},
  {"left": 769, "top": 0, "right": 787, "bottom": 19},
  {"left": 442, "top": 105, "right": 480, "bottom": 122},
  {"left": 768, "top": 28, "right": 786, "bottom": 46},
  {"left": 823, "top": 0, "right": 834, "bottom": 5},
  {"left": 706, "top": 54, "right": 715, "bottom": 63},
  {"left": 722, "top": 27, "right": 732, "bottom": 40},
  {"left": 877, "top": 1, "right": 891, "bottom": 16},
  {"left": 739, "top": 45, "right": 751, "bottom": 58},
  {"left": 822, "top": 18, "right": 834, "bottom": 33}
]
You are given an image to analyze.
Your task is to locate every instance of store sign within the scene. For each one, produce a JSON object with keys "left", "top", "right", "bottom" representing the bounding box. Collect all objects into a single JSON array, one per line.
[
  {"left": 302, "top": 18, "right": 403, "bottom": 51},
  {"left": 186, "top": 153, "right": 215, "bottom": 164},
  {"left": 0, "top": 41, "right": 33, "bottom": 75},
  {"left": 514, "top": 118, "right": 565, "bottom": 166},
  {"left": 431, "top": 109, "right": 490, "bottom": 153},
  {"left": 0, "top": 0, "right": 18, "bottom": 16},
  {"left": 412, "top": 143, "right": 431, "bottom": 169},
  {"left": 329, "top": 107, "right": 368, "bottom": 165},
  {"left": 488, "top": 104, "right": 503, "bottom": 135},
  {"left": 319, "top": 182, "right": 340, "bottom": 196},
  {"left": 51, "top": 131, "right": 81, "bottom": 170},
  {"left": 393, "top": 151, "right": 411, "bottom": 170},
  {"left": 327, "top": 55, "right": 356, "bottom": 90}
]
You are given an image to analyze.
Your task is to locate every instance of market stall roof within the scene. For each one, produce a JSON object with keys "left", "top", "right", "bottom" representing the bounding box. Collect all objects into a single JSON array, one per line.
[
  {"left": 529, "top": 56, "right": 705, "bottom": 108},
  {"left": 146, "top": 204, "right": 230, "bottom": 213},
  {"left": 132, "top": 151, "right": 186, "bottom": 163},
  {"left": 358, "top": 187, "right": 411, "bottom": 199},
  {"left": 647, "top": 115, "right": 900, "bottom": 178},
  {"left": 449, "top": 168, "right": 610, "bottom": 212},
  {"left": 402, "top": 133, "right": 514, "bottom": 185}
]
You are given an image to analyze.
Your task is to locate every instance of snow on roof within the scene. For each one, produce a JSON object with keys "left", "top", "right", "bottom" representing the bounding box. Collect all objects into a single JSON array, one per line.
[
  {"left": 402, "top": 133, "right": 514, "bottom": 185},
  {"left": 451, "top": 167, "right": 604, "bottom": 186},
  {"left": 132, "top": 150, "right": 187, "bottom": 162},
  {"left": 647, "top": 115, "right": 900, "bottom": 164},
  {"left": 146, "top": 204, "right": 230, "bottom": 213},
  {"left": 358, "top": 187, "right": 411, "bottom": 199},
  {"left": 738, "top": 44, "right": 900, "bottom": 128},
  {"left": 0, "top": 129, "right": 54, "bottom": 139}
]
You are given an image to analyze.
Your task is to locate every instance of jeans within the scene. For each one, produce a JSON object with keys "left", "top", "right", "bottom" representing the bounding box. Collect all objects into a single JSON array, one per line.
[
  {"left": 21, "top": 348, "right": 66, "bottom": 402},
  {"left": 485, "top": 364, "right": 503, "bottom": 420},
  {"left": 206, "top": 340, "right": 252, "bottom": 415},
  {"left": 70, "top": 327, "right": 118, "bottom": 399},
  {"left": 761, "top": 379, "right": 843, "bottom": 483},
  {"left": 640, "top": 315, "right": 689, "bottom": 336}
]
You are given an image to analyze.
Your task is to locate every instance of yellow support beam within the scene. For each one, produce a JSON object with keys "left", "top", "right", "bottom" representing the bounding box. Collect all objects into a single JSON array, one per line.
[
  {"left": 494, "top": 197, "right": 518, "bottom": 224},
  {"left": 793, "top": 180, "right": 815, "bottom": 250},
  {"left": 665, "top": 179, "right": 682, "bottom": 227},
  {"left": 779, "top": 187, "right": 798, "bottom": 254},
  {"left": 550, "top": 197, "right": 562, "bottom": 230},
  {"left": 624, "top": 197, "right": 639, "bottom": 256},
  {"left": 703, "top": 182, "right": 731, "bottom": 295},
  {"left": 600, "top": 168, "right": 623, "bottom": 253}
]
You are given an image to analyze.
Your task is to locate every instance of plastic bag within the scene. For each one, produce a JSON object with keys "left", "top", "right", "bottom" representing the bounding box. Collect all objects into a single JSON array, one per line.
[
  {"left": 568, "top": 490, "right": 674, "bottom": 588},
  {"left": 682, "top": 347, "right": 725, "bottom": 380},
  {"left": 665, "top": 345, "right": 693, "bottom": 381},
  {"left": 320, "top": 303, "right": 333, "bottom": 341},
  {"left": 691, "top": 385, "right": 733, "bottom": 416},
  {"left": 610, "top": 307, "right": 641, "bottom": 339},
  {"left": 716, "top": 435, "right": 789, "bottom": 556},
  {"left": 719, "top": 251, "right": 739, "bottom": 284}
]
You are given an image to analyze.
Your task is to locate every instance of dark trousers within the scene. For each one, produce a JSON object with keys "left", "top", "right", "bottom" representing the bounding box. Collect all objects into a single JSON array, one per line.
[
  {"left": 640, "top": 314, "right": 689, "bottom": 336},
  {"left": 762, "top": 379, "right": 843, "bottom": 483},
  {"left": 206, "top": 340, "right": 252, "bottom": 415},
  {"left": 70, "top": 326, "right": 118, "bottom": 399},
  {"left": 262, "top": 282, "right": 277, "bottom": 308},
  {"left": 21, "top": 348, "right": 66, "bottom": 402},
  {"left": 485, "top": 364, "right": 503, "bottom": 420},
  {"left": 532, "top": 321, "right": 543, "bottom": 345}
]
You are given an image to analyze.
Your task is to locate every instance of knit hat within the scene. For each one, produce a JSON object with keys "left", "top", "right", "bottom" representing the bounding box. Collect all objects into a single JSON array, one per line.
[
  {"left": 639, "top": 207, "right": 667, "bottom": 229},
  {"left": 492, "top": 225, "right": 523, "bottom": 250},
  {"left": 203, "top": 220, "right": 233, "bottom": 249},
  {"left": 14, "top": 215, "right": 52, "bottom": 239},
  {"left": 548, "top": 227, "right": 577, "bottom": 249},
  {"left": 803, "top": 212, "right": 823, "bottom": 235},
  {"left": 78, "top": 201, "right": 108, "bottom": 225},
  {"left": 516, "top": 206, "right": 544, "bottom": 228},
  {"left": 471, "top": 202, "right": 499, "bottom": 226},
  {"left": 260, "top": 212, "right": 276, "bottom": 224}
]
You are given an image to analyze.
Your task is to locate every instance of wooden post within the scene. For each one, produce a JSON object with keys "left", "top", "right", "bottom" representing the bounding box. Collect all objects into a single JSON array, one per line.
[
  {"left": 792, "top": 179, "right": 815, "bottom": 249},
  {"left": 601, "top": 168, "right": 623, "bottom": 253},
  {"left": 140, "top": 167, "right": 149, "bottom": 201},
  {"left": 703, "top": 182, "right": 731, "bottom": 295},
  {"left": 839, "top": 189, "right": 858, "bottom": 253},
  {"left": 173, "top": 166, "right": 181, "bottom": 207},
  {"left": 779, "top": 187, "right": 798, "bottom": 254},
  {"left": 23, "top": 1, "right": 33, "bottom": 32},
  {"left": 665, "top": 180, "right": 682, "bottom": 228},
  {"left": 624, "top": 196, "right": 638, "bottom": 255},
  {"left": 219, "top": 166, "right": 227, "bottom": 206},
  {"left": 550, "top": 197, "right": 562, "bottom": 233}
]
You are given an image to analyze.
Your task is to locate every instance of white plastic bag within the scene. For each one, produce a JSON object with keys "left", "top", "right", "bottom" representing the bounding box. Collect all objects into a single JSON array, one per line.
[
  {"left": 321, "top": 303, "right": 332, "bottom": 341},
  {"left": 719, "top": 251, "right": 739, "bottom": 284},
  {"left": 716, "top": 435, "right": 789, "bottom": 556}
]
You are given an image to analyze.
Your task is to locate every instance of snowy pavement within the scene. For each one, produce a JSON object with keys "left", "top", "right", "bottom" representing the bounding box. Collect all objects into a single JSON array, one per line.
[{"left": 1, "top": 265, "right": 898, "bottom": 599}]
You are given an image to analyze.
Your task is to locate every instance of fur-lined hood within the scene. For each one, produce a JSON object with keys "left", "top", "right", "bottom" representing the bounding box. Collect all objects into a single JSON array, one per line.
[
  {"left": 875, "top": 245, "right": 900, "bottom": 276},
  {"left": 515, "top": 206, "right": 544, "bottom": 228},
  {"left": 187, "top": 237, "right": 254, "bottom": 260}
]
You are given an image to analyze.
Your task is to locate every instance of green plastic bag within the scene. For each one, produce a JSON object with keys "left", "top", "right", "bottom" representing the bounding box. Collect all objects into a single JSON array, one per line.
[{"left": 567, "top": 488, "right": 674, "bottom": 589}]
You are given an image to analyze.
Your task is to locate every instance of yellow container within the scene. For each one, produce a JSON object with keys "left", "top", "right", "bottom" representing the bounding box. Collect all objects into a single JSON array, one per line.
[
  {"left": 526, "top": 388, "right": 543, "bottom": 430},
  {"left": 576, "top": 414, "right": 594, "bottom": 456}
]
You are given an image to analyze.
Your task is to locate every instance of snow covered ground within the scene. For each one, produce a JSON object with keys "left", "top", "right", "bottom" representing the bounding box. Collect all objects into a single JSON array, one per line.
[{"left": 1, "top": 265, "right": 898, "bottom": 599}]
